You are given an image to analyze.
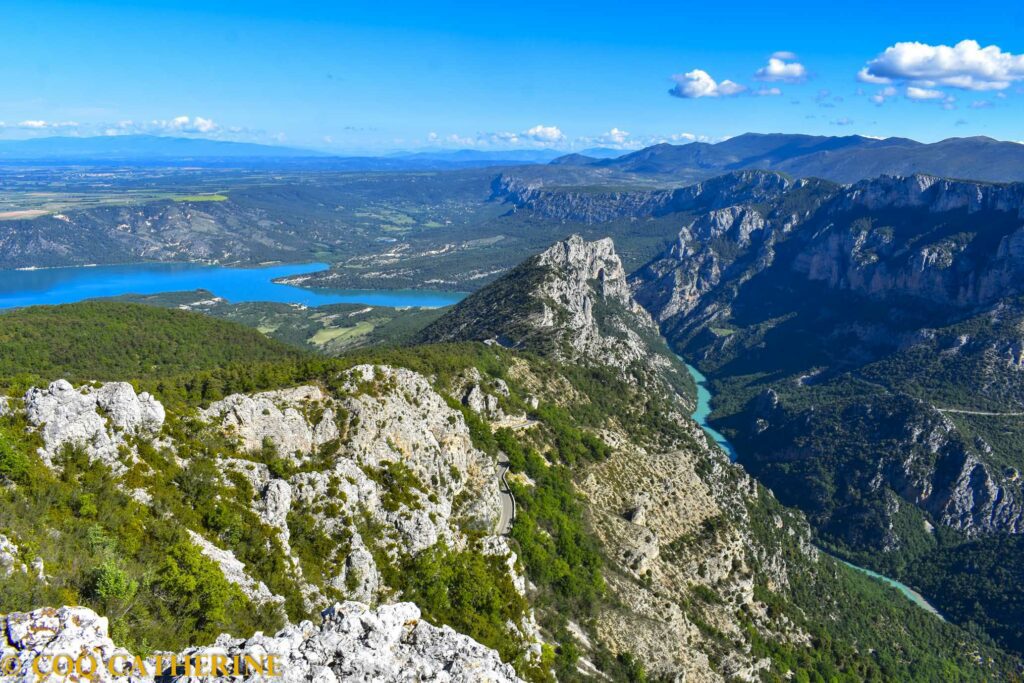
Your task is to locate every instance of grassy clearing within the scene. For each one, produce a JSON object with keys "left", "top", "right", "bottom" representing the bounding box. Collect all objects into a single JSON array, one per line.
[{"left": 309, "top": 321, "right": 376, "bottom": 345}]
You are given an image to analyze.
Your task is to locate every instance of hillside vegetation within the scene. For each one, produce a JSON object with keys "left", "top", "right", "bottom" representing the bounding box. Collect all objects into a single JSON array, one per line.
[{"left": 0, "top": 302, "right": 301, "bottom": 385}]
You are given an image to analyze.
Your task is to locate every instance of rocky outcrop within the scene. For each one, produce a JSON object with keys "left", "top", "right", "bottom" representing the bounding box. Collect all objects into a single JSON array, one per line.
[
  {"left": 0, "top": 534, "right": 24, "bottom": 576},
  {"left": 205, "top": 366, "right": 510, "bottom": 605},
  {"left": 422, "top": 234, "right": 673, "bottom": 378},
  {"left": 0, "top": 603, "right": 522, "bottom": 682},
  {"left": 200, "top": 385, "right": 338, "bottom": 460},
  {"left": 186, "top": 530, "right": 284, "bottom": 606},
  {"left": 21, "top": 380, "right": 165, "bottom": 473},
  {"left": 529, "top": 235, "right": 659, "bottom": 367},
  {"left": 632, "top": 206, "right": 771, "bottom": 322}
]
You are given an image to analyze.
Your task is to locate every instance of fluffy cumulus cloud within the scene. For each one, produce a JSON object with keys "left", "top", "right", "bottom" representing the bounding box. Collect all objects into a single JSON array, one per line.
[
  {"left": 155, "top": 115, "right": 219, "bottom": 134},
  {"left": 426, "top": 124, "right": 566, "bottom": 148},
  {"left": 522, "top": 124, "right": 565, "bottom": 143},
  {"left": 101, "top": 115, "right": 221, "bottom": 136},
  {"left": 859, "top": 40, "right": 1024, "bottom": 91},
  {"left": 597, "top": 127, "right": 630, "bottom": 145},
  {"left": 669, "top": 69, "right": 746, "bottom": 98},
  {"left": 755, "top": 55, "right": 808, "bottom": 83}
]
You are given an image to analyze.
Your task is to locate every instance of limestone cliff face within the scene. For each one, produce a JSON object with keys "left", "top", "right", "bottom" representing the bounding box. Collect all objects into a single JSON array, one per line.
[
  {"left": 633, "top": 174, "right": 1024, "bottom": 325},
  {"left": 632, "top": 206, "right": 771, "bottom": 322},
  {"left": 529, "top": 234, "right": 659, "bottom": 367},
  {"left": 494, "top": 169, "right": 794, "bottom": 224},
  {"left": 793, "top": 175, "right": 1024, "bottom": 308},
  {"left": 749, "top": 391, "right": 1024, "bottom": 546},
  {"left": 0, "top": 603, "right": 522, "bottom": 683}
]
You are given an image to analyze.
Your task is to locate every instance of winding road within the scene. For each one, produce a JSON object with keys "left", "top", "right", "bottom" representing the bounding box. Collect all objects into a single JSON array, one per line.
[{"left": 496, "top": 452, "right": 516, "bottom": 535}]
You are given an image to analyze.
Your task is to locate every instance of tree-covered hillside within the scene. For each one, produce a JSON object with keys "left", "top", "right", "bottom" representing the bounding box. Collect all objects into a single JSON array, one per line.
[{"left": 0, "top": 302, "right": 301, "bottom": 384}]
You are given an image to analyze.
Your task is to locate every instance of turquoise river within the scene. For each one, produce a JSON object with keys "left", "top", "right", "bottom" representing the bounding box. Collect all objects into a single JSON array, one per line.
[{"left": 683, "top": 361, "right": 945, "bottom": 620}]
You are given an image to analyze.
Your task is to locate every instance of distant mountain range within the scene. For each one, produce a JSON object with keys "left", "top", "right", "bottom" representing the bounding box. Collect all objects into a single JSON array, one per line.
[
  {"left": 551, "top": 133, "right": 1024, "bottom": 183},
  {"left": 0, "top": 135, "right": 324, "bottom": 161},
  {"left": 0, "top": 135, "right": 566, "bottom": 169},
  {"left": 2, "top": 133, "right": 1023, "bottom": 182}
]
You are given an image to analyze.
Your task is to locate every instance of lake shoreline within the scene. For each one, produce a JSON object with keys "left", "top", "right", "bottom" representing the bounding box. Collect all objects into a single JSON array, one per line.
[{"left": 0, "top": 261, "right": 466, "bottom": 311}]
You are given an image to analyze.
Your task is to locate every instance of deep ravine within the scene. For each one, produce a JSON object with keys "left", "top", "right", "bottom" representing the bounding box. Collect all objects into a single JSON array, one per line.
[{"left": 682, "top": 360, "right": 946, "bottom": 619}]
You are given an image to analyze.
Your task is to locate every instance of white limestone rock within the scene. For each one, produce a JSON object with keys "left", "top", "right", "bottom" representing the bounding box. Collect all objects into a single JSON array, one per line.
[
  {"left": 22, "top": 380, "right": 165, "bottom": 474},
  {"left": 1, "top": 606, "right": 137, "bottom": 682},
  {"left": 186, "top": 530, "right": 283, "bottom": 607},
  {"left": 1, "top": 604, "right": 523, "bottom": 683},
  {"left": 258, "top": 478, "right": 293, "bottom": 544},
  {"left": 1, "top": 534, "right": 24, "bottom": 576},
  {"left": 200, "top": 385, "right": 338, "bottom": 460},
  {"left": 330, "top": 533, "right": 380, "bottom": 604}
]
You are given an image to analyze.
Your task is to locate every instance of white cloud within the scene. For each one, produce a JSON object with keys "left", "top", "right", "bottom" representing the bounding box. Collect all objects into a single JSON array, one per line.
[
  {"left": 771, "top": 51, "right": 799, "bottom": 61},
  {"left": 645, "top": 132, "right": 714, "bottom": 145},
  {"left": 755, "top": 56, "right": 808, "bottom": 83},
  {"left": 970, "top": 99, "right": 994, "bottom": 109},
  {"left": 860, "top": 40, "right": 1024, "bottom": 91},
  {"left": 669, "top": 69, "right": 746, "bottom": 98},
  {"left": 445, "top": 133, "right": 478, "bottom": 146},
  {"left": 857, "top": 68, "right": 892, "bottom": 85},
  {"left": 13, "top": 120, "right": 79, "bottom": 129},
  {"left": 597, "top": 127, "right": 630, "bottom": 145},
  {"left": 158, "top": 115, "right": 219, "bottom": 134},
  {"left": 755, "top": 87, "right": 783, "bottom": 97},
  {"left": 870, "top": 86, "right": 898, "bottom": 105},
  {"left": 105, "top": 115, "right": 221, "bottom": 136},
  {"left": 905, "top": 87, "right": 957, "bottom": 109},
  {"left": 522, "top": 124, "right": 565, "bottom": 143},
  {"left": 906, "top": 86, "right": 947, "bottom": 100},
  {"left": 425, "top": 124, "right": 566, "bottom": 149}
]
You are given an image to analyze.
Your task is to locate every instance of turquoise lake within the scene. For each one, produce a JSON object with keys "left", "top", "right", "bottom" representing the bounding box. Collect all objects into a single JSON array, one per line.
[
  {"left": 682, "top": 360, "right": 944, "bottom": 619},
  {"left": 0, "top": 262, "right": 466, "bottom": 310}
]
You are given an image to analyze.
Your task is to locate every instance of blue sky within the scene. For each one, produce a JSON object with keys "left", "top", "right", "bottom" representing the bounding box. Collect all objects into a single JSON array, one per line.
[{"left": 2, "top": 0, "right": 1022, "bottom": 151}]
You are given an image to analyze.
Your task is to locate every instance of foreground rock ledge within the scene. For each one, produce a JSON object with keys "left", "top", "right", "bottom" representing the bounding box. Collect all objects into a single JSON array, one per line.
[{"left": 0, "top": 602, "right": 523, "bottom": 682}]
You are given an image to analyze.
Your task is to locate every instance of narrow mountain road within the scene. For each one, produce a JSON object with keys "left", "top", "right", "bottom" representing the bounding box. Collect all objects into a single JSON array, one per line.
[
  {"left": 496, "top": 452, "right": 516, "bottom": 535},
  {"left": 936, "top": 408, "right": 1024, "bottom": 416}
]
